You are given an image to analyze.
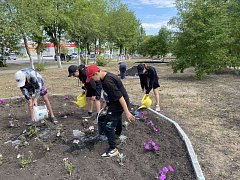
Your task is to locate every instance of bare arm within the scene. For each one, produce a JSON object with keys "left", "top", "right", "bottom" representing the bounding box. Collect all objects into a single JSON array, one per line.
[{"left": 119, "top": 96, "right": 135, "bottom": 122}]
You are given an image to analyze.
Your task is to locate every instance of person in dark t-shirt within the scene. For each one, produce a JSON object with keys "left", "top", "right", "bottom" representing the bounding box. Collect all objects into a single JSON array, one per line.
[
  {"left": 137, "top": 63, "right": 160, "bottom": 111},
  {"left": 86, "top": 64, "right": 135, "bottom": 158},
  {"left": 118, "top": 62, "right": 126, "bottom": 79},
  {"left": 68, "top": 65, "right": 102, "bottom": 119}
]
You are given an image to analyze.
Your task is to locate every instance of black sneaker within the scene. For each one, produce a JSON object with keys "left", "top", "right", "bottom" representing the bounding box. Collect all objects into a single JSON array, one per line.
[
  {"left": 101, "top": 148, "right": 119, "bottom": 158},
  {"left": 82, "top": 114, "right": 93, "bottom": 119},
  {"left": 25, "top": 120, "right": 33, "bottom": 126},
  {"left": 49, "top": 116, "right": 58, "bottom": 124}
]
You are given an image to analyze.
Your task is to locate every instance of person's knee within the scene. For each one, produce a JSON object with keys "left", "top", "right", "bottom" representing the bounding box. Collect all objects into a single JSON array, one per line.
[{"left": 28, "top": 100, "right": 33, "bottom": 107}]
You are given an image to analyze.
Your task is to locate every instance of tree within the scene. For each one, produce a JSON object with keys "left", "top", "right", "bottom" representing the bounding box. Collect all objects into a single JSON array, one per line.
[
  {"left": 42, "top": 0, "right": 72, "bottom": 68},
  {"left": 68, "top": 0, "right": 106, "bottom": 65},
  {"left": 3, "top": 0, "right": 39, "bottom": 69},
  {"left": 157, "top": 27, "right": 172, "bottom": 59},
  {"left": 170, "top": 0, "right": 230, "bottom": 79},
  {"left": 107, "top": 1, "right": 139, "bottom": 57}
]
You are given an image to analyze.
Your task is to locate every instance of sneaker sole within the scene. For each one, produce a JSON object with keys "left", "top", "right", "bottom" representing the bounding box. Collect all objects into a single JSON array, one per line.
[{"left": 101, "top": 150, "right": 119, "bottom": 158}]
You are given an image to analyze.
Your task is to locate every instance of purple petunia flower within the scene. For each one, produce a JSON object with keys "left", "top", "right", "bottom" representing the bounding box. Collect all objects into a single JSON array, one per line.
[
  {"left": 63, "top": 95, "right": 69, "bottom": 100},
  {"left": 144, "top": 142, "right": 150, "bottom": 150},
  {"left": 153, "top": 145, "right": 158, "bottom": 151},
  {"left": 146, "top": 120, "right": 153, "bottom": 126},
  {"left": 159, "top": 175, "right": 166, "bottom": 180},
  {"left": 153, "top": 126, "right": 158, "bottom": 132},
  {"left": 0, "top": 98, "right": 6, "bottom": 104},
  {"left": 168, "top": 165, "right": 174, "bottom": 173},
  {"left": 149, "top": 139, "right": 156, "bottom": 146},
  {"left": 161, "top": 167, "right": 168, "bottom": 175}
]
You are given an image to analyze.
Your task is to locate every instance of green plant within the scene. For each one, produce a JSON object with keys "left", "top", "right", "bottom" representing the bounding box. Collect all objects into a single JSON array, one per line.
[
  {"left": 37, "top": 139, "right": 50, "bottom": 151},
  {"left": 117, "top": 153, "right": 126, "bottom": 166},
  {"left": 55, "top": 124, "right": 63, "bottom": 137},
  {"left": 35, "top": 62, "right": 47, "bottom": 72},
  {"left": 26, "top": 126, "right": 38, "bottom": 138},
  {"left": 18, "top": 151, "right": 33, "bottom": 168},
  {"left": 0, "top": 154, "right": 4, "bottom": 166},
  {"left": 96, "top": 55, "right": 108, "bottom": 66},
  {"left": 63, "top": 158, "right": 74, "bottom": 175}
]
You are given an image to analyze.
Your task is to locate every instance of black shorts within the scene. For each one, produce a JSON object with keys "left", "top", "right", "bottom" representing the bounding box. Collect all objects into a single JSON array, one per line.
[
  {"left": 153, "top": 78, "right": 160, "bottom": 89},
  {"left": 85, "top": 83, "right": 102, "bottom": 100}
]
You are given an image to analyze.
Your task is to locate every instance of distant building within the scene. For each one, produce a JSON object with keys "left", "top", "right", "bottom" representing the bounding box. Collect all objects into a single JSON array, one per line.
[{"left": 19, "top": 42, "right": 76, "bottom": 57}]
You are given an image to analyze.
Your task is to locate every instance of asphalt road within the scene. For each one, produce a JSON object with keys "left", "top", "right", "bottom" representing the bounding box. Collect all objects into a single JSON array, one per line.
[{"left": 6, "top": 57, "right": 55, "bottom": 64}]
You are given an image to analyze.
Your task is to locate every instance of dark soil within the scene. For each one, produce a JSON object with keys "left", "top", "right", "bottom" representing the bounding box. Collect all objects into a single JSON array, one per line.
[
  {"left": 125, "top": 66, "right": 138, "bottom": 76},
  {"left": 0, "top": 95, "right": 196, "bottom": 180}
]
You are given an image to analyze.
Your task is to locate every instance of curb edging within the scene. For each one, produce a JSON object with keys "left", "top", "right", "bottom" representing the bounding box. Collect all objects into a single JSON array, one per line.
[{"left": 148, "top": 108, "right": 205, "bottom": 180}]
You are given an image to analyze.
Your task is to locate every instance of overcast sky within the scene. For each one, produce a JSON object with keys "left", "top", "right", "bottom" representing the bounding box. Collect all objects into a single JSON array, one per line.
[{"left": 122, "top": 0, "right": 177, "bottom": 35}]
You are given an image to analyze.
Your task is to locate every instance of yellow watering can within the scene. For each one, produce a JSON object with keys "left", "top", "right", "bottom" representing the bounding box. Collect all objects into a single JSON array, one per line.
[
  {"left": 72, "top": 92, "right": 86, "bottom": 107},
  {"left": 139, "top": 94, "right": 152, "bottom": 109}
]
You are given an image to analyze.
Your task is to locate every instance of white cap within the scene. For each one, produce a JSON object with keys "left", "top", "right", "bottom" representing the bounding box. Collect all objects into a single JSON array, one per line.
[{"left": 14, "top": 70, "right": 26, "bottom": 87}]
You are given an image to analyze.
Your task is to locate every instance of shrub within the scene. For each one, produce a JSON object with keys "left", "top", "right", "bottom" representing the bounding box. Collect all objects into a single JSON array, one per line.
[
  {"left": 35, "top": 62, "right": 47, "bottom": 72},
  {"left": 96, "top": 55, "right": 108, "bottom": 66}
]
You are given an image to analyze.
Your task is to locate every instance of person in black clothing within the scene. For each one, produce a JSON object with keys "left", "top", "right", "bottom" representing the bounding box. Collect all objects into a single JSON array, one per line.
[
  {"left": 137, "top": 63, "right": 160, "bottom": 111},
  {"left": 68, "top": 65, "right": 102, "bottom": 119},
  {"left": 86, "top": 64, "right": 135, "bottom": 158},
  {"left": 118, "top": 62, "right": 126, "bottom": 79}
]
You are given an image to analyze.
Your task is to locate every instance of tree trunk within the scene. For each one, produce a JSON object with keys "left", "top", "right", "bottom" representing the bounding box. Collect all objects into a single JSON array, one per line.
[
  {"left": 78, "top": 38, "right": 81, "bottom": 65},
  {"left": 22, "top": 32, "right": 34, "bottom": 69},
  {"left": 54, "top": 44, "right": 62, "bottom": 68},
  {"left": 110, "top": 48, "right": 113, "bottom": 60},
  {"left": 36, "top": 42, "right": 43, "bottom": 63},
  {"left": 85, "top": 47, "right": 88, "bottom": 65}
]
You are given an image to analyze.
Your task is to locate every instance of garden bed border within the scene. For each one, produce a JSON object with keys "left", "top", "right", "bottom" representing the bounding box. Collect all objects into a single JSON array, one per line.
[{"left": 148, "top": 108, "right": 205, "bottom": 180}]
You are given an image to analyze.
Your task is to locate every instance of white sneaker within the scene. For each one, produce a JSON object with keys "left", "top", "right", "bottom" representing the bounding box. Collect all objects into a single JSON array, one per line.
[
  {"left": 155, "top": 105, "right": 160, "bottom": 112},
  {"left": 101, "top": 148, "right": 119, "bottom": 158}
]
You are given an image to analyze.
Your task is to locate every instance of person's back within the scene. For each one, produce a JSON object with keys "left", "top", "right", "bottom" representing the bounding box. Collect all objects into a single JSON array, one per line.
[{"left": 118, "top": 62, "right": 126, "bottom": 79}]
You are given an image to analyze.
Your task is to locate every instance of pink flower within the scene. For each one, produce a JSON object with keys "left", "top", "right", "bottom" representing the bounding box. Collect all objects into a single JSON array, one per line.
[
  {"left": 144, "top": 142, "right": 150, "bottom": 150},
  {"left": 168, "top": 165, "right": 174, "bottom": 173}
]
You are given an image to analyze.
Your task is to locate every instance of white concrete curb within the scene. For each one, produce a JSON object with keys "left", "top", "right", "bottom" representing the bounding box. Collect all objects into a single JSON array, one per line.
[{"left": 148, "top": 108, "right": 205, "bottom": 180}]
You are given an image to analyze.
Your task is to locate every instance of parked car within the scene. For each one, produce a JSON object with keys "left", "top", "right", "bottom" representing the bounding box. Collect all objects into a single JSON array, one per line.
[
  {"left": 70, "top": 53, "right": 78, "bottom": 60},
  {"left": 6, "top": 53, "right": 16, "bottom": 60}
]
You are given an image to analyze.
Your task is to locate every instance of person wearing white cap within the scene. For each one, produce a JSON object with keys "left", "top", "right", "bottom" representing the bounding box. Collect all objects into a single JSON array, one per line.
[{"left": 14, "top": 68, "right": 57, "bottom": 125}]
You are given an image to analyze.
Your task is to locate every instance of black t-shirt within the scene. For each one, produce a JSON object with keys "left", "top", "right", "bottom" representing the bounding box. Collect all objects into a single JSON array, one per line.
[
  {"left": 102, "top": 72, "right": 130, "bottom": 112},
  {"left": 78, "top": 66, "right": 100, "bottom": 94},
  {"left": 139, "top": 66, "right": 159, "bottom": 94}
]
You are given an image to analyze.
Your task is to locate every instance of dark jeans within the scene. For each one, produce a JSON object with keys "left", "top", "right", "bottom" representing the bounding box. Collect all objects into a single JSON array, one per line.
[
  {"left": 102, "top": 110, "right": 123, "bottom": 149},
  {"left": 120, "top": 71, "right": 126, "bottom": 79}
]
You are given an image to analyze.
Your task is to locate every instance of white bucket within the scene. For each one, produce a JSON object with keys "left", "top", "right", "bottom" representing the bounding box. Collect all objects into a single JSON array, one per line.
[{"left": 33, "top": 105, "right": 48, "bottom": 122}]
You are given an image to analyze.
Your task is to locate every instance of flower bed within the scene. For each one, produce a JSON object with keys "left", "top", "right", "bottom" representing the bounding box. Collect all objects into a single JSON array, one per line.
[{"left": 0, "top": 95, "right": 196, "bottom": 179}]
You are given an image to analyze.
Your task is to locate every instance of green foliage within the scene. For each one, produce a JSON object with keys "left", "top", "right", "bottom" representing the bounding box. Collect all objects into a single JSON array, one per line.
[
  {"left": 170, "top": 0, "right": 231, "bottom": 79},
  {"left": 138, "top": 27, "right": 172, "bottom": 58},
  {"left": 35, "top": 62, "right": 47, "bottom": 72},
  {"left": 96, "top": 55, "right": 108, "bottom": 66},
  {"left": 0, "top": 58, "right": 7, "bottom": 67},
  {"left": 19, "top": 151, "right": 33, "bottom": 168},
  {"left": 26, "top": 126, "right": 38, "bottom": 138},
  {"left": 63, "top": 158, "right": 74, "bottom": 176},
  {"left": 0, "top": 154, "right": 4, "bottom": 166}
]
